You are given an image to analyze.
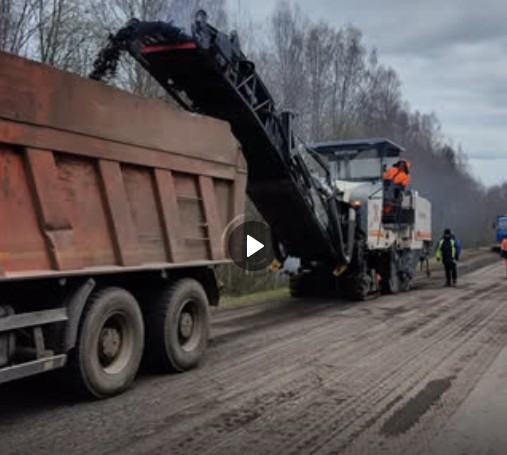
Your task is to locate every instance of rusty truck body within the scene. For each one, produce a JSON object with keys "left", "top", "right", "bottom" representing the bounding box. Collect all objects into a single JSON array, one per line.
[{"left": 0, "top": 50, "right": 246, "bottom": 397}]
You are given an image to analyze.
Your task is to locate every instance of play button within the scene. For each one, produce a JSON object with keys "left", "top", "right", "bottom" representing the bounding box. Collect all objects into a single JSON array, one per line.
[
  {"left": 227, "top": 221, "right": 275, "bottom": 271},
  {"left": 246, "top": 235, "right": 264, "bottom": 258}
]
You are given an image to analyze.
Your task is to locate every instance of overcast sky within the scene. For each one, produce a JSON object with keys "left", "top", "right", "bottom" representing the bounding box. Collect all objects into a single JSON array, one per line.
[{"left": 227, "top": 0, "right": 507, "bottom": 187}]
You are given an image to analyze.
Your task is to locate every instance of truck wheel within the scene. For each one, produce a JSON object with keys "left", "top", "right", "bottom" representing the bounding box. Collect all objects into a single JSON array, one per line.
[
  {"left": 380, "top": 251, "right": 402, "bottom": 295},
  {"left": 380, "top": 260, "right": 400, "bottom": 294},
  {"left": 349, "top": 275, "right": 369, "bottom": 301},
  {"left": 73, "top": 288, "right": 144, "bottom": 399},
  {"left": 399, "top": 277, "right": 410, "bottom": 292},
  {"left": 146, "top": 279, "right": 209, "bottom": 372},
  {"left": 381, "top": 271, "right": 400, "bottom": 294}
]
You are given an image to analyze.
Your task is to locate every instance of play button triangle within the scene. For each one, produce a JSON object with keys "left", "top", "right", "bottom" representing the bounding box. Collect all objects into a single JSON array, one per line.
[{"left": 246, "top": 235, "right": 264, "bottom": 258}]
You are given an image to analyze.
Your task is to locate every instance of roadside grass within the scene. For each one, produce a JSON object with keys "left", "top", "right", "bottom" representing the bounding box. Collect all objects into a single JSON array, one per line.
[{"left": 219, "top": 287, "right": 290, "bottom": 310}]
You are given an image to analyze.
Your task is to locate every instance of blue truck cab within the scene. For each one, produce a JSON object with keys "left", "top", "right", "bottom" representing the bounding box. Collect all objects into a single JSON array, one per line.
[{"left": 496, "top": 215, "right": 507, "bottom": 243}]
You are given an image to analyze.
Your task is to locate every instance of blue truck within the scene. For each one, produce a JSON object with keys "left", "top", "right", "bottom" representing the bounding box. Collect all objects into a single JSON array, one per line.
[
  {"left": 496, "top": 216, "right": 507, "bottom": 242},
  {"left": 493, "top": 215, "right": 507, "bottom": 251}
]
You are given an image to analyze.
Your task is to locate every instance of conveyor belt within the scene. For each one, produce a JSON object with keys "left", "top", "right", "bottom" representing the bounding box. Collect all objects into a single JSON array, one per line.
[{"left": 91, "top": 11, "right": 352, "bottom": 265}]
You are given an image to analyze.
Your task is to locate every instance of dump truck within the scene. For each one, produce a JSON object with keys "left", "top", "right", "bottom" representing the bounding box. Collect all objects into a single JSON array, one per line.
[
  {"left": 0, "top": 50, "right": 246, "bottom": 397},
  {"left": 92, "top": 11, "right": 432, "bottom": 300}
]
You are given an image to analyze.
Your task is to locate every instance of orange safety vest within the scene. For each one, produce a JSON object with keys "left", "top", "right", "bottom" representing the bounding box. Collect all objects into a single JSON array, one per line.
[
  {"left": 502, "top": 239, "right": 507, "bottom": 268},
  {"left": 384, "top": 167, "right": 399, "bottom": 180},
  {"left": 393, "top": 171, "right": 410, "bottom": 187},
  {"left": 384, "top": 166, "right": 411, "bottom": 187}
]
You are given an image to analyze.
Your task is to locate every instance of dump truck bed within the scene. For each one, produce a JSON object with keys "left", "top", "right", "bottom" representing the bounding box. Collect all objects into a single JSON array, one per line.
[{"left": 0, "top": 51, "right": 246, "bottom": 280}]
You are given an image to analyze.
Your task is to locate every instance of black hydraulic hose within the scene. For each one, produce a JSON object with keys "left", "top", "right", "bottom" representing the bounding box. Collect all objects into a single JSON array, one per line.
[
  {"left": 346, "top": 207, "right": 356, "bottom": 262},
  {"left": 327, "top": 198, "right": 351, "bottom": 265},
  {"left": 310, "top": 175, "right": 350, "bottom": 265},
  {"left": 302, "top": 143, "right": 332, "bottom": 182}
]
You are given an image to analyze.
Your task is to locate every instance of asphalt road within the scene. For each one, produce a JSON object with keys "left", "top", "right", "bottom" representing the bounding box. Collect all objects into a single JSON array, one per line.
[
  {"left": 0, "top": 251, "right": 505, "bottom": 455},
  {"left": 429, "top": 342, "right": 507, "bottom": 455}
]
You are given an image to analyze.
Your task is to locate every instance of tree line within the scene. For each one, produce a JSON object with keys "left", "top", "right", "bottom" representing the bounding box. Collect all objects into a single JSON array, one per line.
[
  {"left": 1, "top": 0, "right": 500, "bottom": 293},
  {"left": 255, "top": 2, "right": 496, "bottom": 248}
]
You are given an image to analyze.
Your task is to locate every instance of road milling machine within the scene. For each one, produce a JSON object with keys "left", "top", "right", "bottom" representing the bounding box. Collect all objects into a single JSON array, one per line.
[{"left": 91, "top": 11, "right": 432, "bottom": 300}]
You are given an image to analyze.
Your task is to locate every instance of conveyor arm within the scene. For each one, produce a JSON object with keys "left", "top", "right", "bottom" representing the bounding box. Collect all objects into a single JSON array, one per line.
[{"left": 90, "top": 11, "right": 354, "bottom": 265}]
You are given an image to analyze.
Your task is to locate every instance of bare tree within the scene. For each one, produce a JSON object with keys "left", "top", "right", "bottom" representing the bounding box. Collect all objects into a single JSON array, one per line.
[
  {"left": 268, "top": 1, "right": 307, "bottom": 114},
  {"left": 0, "top": 0, "right": 36, "bottom": 54},
  {"left": 329, "top": 26, "right": 366, "bottom": 137},
  {"left": 305, "top": 22, "right": 334, "bottom": 139},
  {"left": 357, "top": 61, "right": 402, "bottom": 138},
  {"left": 29, "top": 0, "right": 97, "bottom": 75}
]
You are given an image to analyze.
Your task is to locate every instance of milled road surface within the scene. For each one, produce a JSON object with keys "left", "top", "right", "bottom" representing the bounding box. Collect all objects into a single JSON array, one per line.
[
  {"left": 428, "top": 342, "right": 507, "bottom": 455},
  {"left": 0, "top": 251, "right": 505, "bottom": 455}
]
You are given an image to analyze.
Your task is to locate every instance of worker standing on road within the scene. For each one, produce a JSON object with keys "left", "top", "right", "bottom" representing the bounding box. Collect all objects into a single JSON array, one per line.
[
  {"left": 436, "top": 228, "right": 461, "bottom": 287},
  {"left": 500, "top": 235, "right": 507, "bottom": 277}
]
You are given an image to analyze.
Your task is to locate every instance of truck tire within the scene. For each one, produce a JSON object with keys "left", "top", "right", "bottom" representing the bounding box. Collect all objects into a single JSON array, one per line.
[
  {"left": 380, "top": 256, "right": 400, "bottom": 295},
  {"left": 383, "top": 273, "right": 400, "bottom": 294},
  {"left": 399, "top": 276, "right": 410, "bottom": 292},
  {"left": 72, "top": 288, "right": 144, "bottom": 399},
  {"left": 349, "top": 275, "right": 369, "bottom": 301},
  {"left": 146, "top": 279, "right": 209, "bottom": 372},
  {"left": 380, "top": 270, "right": 400, "bottom": 294}
]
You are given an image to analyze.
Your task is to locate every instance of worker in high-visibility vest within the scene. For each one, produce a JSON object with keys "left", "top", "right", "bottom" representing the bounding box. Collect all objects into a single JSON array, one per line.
[
  {"left": 383, "top": 160, "right": 411, "bottom": 210},
  {"left": 500, "top": 235, "right": 507, "bottom": 276},
  {"left": 436, "top": 228, "right": 461, "bottom": 286},
  {"left": 384, "top": 160, "right": 411, "bottom": 188}
]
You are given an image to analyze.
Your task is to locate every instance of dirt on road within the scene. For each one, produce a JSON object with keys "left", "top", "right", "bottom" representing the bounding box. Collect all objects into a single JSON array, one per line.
[{"left": 0, "top": 250, "right": 505, "bottom": 455}]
